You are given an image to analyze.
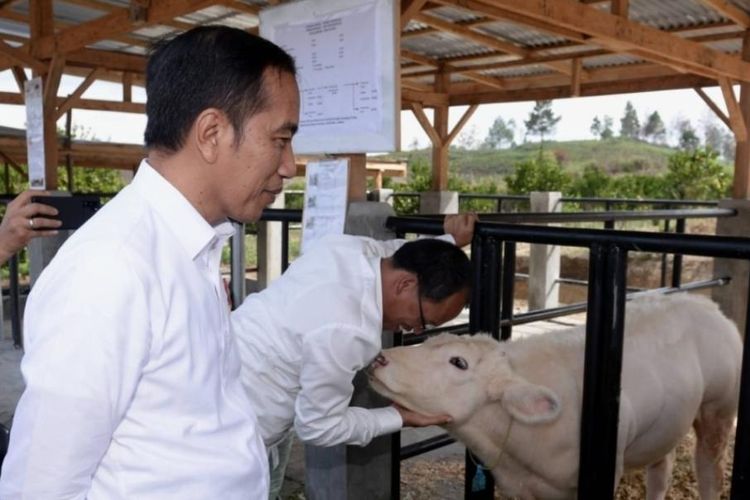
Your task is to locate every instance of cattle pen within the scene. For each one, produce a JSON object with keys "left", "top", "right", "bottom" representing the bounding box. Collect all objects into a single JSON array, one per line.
[{"left": 386, "top": 213, "right": 750, "bottom": 500}]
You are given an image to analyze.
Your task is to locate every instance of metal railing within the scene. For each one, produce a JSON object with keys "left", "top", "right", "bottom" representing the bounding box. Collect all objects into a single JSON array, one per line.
[
  {"left": 388, "top": 192, "right": 719, "bottom": 215},
  {"left": 385, "top": 214, "right": 750, "bottom": 500}
]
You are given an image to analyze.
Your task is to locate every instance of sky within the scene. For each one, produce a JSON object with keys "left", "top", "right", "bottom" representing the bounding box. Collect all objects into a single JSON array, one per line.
[{"left": 0, "top": 70, "right": 734, "bottom": 151}]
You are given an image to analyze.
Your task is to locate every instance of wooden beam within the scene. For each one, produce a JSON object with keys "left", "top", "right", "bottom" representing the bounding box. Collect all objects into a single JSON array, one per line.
[
  {"left": 0, "top": 150, "right": 27, "bottom": 177},
  {"left": 432, "top": 0, "right": 587, "bottom": 42},
  {"left": 480, "top": 0, "right": 750, "bottom": 81},
  {"left": 56, "top": 67, "right": 104, "bottom": 119},
  {"left": 0, "top": 91, "right": 146, "bottom": 113},
  {"left": 218, "top": 0, "right": 260, "bottom": 16},
  {"left": 66, "top": 48, "right": 146, "bottom": 73},
  {"left": 43, "top": 54, "right": 65, "bottom": 109},
  {"left": 29, "top": 0, "right": 54, "bottom": 60},
  {"left": 694, "top": 87, "right": 731, "bottom": 129},
  {"left": 10, "top": 65, "right": 26, "bottom": 93},
  {"left": 0, "top": 40, "right": 46, "bottom": 73},
  {"left": 719, "top": 77, "right": 748, "bottom": 141},
  {"left": 402, "top": 49, "right": 507, "bottom": 91},
  {"left": 611, "top": 0, "right": 629, "bottom": 17},
  {"left": 404, "top": 48, "right": 608, "bottom": 78},
  {"left": 410, "top": 23, "right": 743, "bottom": 72},
  {"left": 129, "top": 0, "right": 151, "bottom": 25},
  {"left": 401, "top": 80, "right": 433, "bottom": 92},
  {"left": 702, "top": 0, "right": 750, "bottom": 28},
  {"left": 446, "top": 104, "right": 478, "bottom": 145},
  {"left": 432, "top": 70, "right": 449, "bottom": 191},
  {"left": 122, "top": 71, "right": 133, "bottom": 102},
  {"left": 446, "top": 73, "right": 716, "bottom": 106},
  {"left": 733, "top": 30, "right": 750, "bottom": 198},
  {"left": 34, "top": 0, "right": 216, "bottom": 58},
  {"left": 401, "top": 88, "right": 449, "bottom": 108},
  {"left": 401, "top": 0, "right": 429, "bottom": 29},
  {"left": 447, "top": 61, "right": 681, "bottom": 95},
  {"left": 571, "top": 57, "right": 582, "bottom": 96},
  {"left": 410, "top": 102, "right": 441, "bottom": 146}
]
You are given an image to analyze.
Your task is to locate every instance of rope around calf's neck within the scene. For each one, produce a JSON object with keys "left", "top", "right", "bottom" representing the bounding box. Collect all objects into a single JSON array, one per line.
[{"left": 468, "top": 415, "right": 514, "bottom": 471}]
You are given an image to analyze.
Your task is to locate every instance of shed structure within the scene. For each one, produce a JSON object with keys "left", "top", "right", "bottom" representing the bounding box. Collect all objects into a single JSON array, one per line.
[{"left": 1, "top": 0, "right": 750, "bottom": 197}]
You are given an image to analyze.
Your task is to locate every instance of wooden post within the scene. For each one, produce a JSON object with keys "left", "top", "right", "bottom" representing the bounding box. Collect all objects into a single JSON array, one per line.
[
  {"left": 734, "top": 30, "right": 750, "bottom": 199},
  {"left": 344, "top": 153, "right": 368, "bottom": 202},
  {"left": 432, "top": 69, "right": 449, "bottom": 191}
]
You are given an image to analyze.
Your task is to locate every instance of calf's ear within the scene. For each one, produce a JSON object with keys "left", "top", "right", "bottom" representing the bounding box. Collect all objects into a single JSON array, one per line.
[{"left": 500, "top": 381, "right": 561, "bottom": 425}]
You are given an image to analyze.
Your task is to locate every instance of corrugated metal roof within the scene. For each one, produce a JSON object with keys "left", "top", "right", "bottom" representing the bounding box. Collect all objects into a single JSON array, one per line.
[
  {"left": 628, "top": 0, "right": 725, "bottom": 29},
  {"left": 0, "top": 0, "right": 748, "bottom": 105},
  {"left": 477, "top": 20, "right": 569, "bottom": 48},
  {"left": 403, "top": 32, "right": 493, "bottom": 60}
]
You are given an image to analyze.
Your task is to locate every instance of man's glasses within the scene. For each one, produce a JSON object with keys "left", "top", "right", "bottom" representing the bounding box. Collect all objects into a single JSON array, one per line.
[
  {"left": 416, "top": 281, "right": 435, "bottom": 332},
  {"left": 417, "top": 282, "right": 427, "bottom": 332}
]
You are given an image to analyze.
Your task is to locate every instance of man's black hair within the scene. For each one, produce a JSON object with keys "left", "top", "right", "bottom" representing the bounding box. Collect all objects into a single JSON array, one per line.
[
  {"left": 144, "top": 26, "right": 296, "bottom": 152},
  {"left": 391, "top": 238, "right": 471, "bottom": 302}
]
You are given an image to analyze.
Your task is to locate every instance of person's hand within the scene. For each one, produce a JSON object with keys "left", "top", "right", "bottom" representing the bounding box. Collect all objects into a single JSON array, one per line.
[
  {"left": 0, "top": 190, "right": 62, "bottom": 264},
  {"left": 443, "top": 213, "right": 478, "bottom": 248},
  {"left": 393, "top": 402, "right": 452, "bottom": 428}
]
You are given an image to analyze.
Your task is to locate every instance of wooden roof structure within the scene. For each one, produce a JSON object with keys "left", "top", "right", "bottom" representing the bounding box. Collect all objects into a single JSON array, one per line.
[{"left": 2, "top": 0, "right": 750, "bottom": 197}]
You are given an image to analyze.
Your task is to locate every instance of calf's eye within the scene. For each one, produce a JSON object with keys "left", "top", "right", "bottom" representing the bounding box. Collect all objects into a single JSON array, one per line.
[{"left": 449, "top": 356, "right": 469, "bottom": 370}]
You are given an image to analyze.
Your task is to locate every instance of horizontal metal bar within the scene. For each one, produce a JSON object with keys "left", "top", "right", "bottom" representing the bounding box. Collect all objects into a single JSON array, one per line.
[
  {"left": 468, "top": 223, "right": 750, "bottom": 258},
  {"left": 402, "top": 322, "right": 471, "bottom": 345},
  {"left": 400, "top": 433, "right": 457, "bottom": 460},
  {"left": 387, "top": 208, "right": 734, "bottom": 226},
  {"left": 501, "top": 277, "right": 729, "bottom": 327},
  {"left": 402, "top": 278, "right": 728, "bottom": 345},
  {"left": 259, "top": 208, "right": 303, "bottom": 223}
]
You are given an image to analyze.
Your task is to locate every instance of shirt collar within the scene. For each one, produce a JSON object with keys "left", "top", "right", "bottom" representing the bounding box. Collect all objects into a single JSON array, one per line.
[{"left": 131, "top": 159, "right": 235, "bottom": 260}]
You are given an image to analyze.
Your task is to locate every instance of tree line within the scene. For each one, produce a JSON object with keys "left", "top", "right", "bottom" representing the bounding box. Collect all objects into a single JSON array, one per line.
[{"left": 474, "top": 99, "right": 735, "bottom": 162}]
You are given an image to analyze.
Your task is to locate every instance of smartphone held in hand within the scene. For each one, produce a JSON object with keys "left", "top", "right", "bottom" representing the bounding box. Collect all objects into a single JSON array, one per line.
[{"left": 30, "top": 195, "right": 101, "bottom": 230}]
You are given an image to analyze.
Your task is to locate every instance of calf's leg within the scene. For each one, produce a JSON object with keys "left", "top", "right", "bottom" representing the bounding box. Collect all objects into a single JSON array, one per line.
[
  {"left": 693, "top": 409, "right": 733, "bottom": 500},
  {"left": 645, "top": 450, "right": 674, "bottom": 500}
]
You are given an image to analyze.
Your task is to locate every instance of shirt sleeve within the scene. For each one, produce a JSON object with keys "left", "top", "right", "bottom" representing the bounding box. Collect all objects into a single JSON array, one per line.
[
  {"left": 293, "top": 324, "right": 402, "bottom": 447},
  {"left": 0, "top": 244, "right": 152, "bottom": 499}
]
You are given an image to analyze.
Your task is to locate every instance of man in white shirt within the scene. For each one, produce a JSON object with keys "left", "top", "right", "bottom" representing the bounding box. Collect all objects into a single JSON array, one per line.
[
  {"left": 232, "top": 214, "right": 475, "bottom": 499},
  {"left": 0, "top": 26, "right": 300, "bottom": 499}
]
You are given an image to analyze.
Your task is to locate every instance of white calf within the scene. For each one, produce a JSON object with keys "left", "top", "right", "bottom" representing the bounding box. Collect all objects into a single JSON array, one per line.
[{"left": 369, "top": 294, "right": 741, "bottom": 499}]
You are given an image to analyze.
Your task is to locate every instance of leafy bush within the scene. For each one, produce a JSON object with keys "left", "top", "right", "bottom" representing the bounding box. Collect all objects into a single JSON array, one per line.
[
  {"left": 569, "top": 163, "right": 611, "bottom": 198},
  {"left": 506, "top": 155, "right": 570, "bottom": 194},
  {"left": 663, "top": 148, "right": 731, "bottom": 200}
]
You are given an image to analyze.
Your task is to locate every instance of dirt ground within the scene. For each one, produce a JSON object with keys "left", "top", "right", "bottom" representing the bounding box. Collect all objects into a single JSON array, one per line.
[{"left": 395, "top": 427, "right": 735, "bottom": 499}]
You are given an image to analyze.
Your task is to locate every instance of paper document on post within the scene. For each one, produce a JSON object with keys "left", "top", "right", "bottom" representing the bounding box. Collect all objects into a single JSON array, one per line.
[{"left": 300, "top": 159, "right": 349, "bottom": 254}]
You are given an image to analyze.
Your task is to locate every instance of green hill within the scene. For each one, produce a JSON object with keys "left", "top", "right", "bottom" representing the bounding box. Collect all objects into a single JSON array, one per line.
[{"left": 383, "top": 138, "right": 680, "bottom": 181}]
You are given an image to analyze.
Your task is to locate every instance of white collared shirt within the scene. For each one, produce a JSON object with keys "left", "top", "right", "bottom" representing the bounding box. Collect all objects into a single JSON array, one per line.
[
  {"left": 0, "top": 161, "right": 268, "bottom": 499},
  {"left": 232, "top": 233, "right": 451, "bottom": 448}
]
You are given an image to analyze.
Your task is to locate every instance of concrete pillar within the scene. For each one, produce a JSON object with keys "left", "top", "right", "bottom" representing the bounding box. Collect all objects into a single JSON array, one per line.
[
  {"left": 419, "top": 190, "right": 458, "bottom": 214},
  {"left": 528, "top": 191, "right": 561, "bottom": 311},
  {"left": 304, "top": 201, "right": 396, "bottom": 500},
  {"left": 29, "top": 191, "right": 73, "bottom": 286},
  {"left": 713, "top": 199, "right": 750, "bottom": 335},
  {"left": 257, "top": 195, "right": 284, "bottom": 291},
  {"left": 343, "top": 201, "right": 397, "bottom": 240}
]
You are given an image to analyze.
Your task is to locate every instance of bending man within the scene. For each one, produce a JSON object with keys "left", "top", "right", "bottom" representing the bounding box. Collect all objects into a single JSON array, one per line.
[{"left": 232, "top": 214, "right": 476, "bottom": 499}]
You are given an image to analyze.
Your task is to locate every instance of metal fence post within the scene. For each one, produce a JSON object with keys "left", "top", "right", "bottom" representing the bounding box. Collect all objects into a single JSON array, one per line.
[
  {"left": 577, "top": 243, "right": 628, "bottom": 499},
  {"left": 730, "top": 271, "right": 750, "bottom": 498}
]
